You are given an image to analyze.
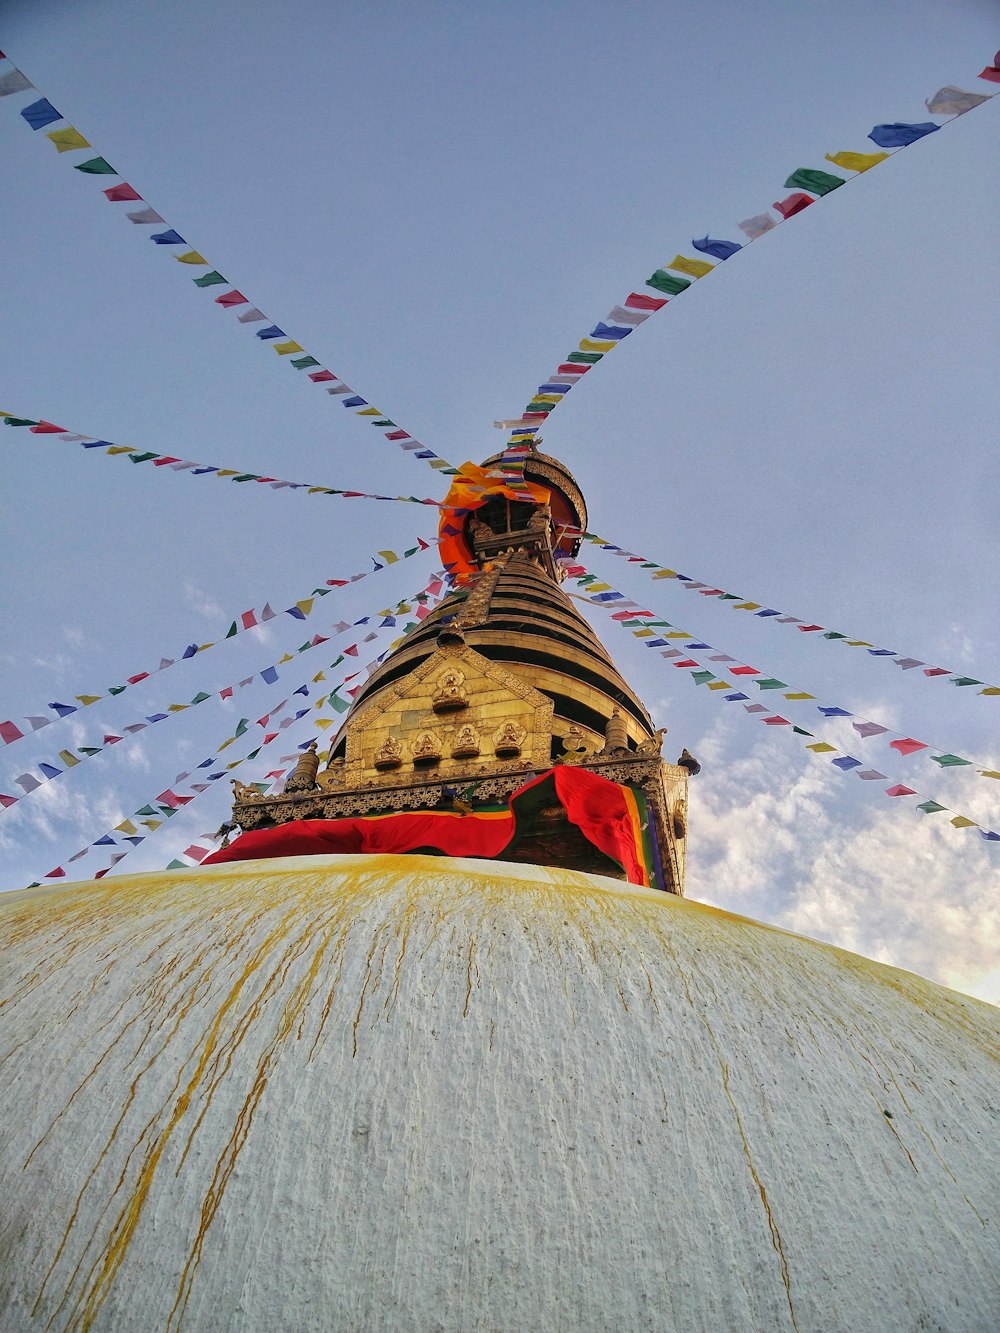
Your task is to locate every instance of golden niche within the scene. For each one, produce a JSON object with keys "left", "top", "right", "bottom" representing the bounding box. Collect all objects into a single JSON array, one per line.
[
  {"left": 432, "top": 668, "right": 468, "bottom": 714},
  {"left": 493, "top": 720, "right": 525, "bottom": 758},
  {"left": 373, "top": 735, "right": 403, "bottom": 771},
  {"left": 451, "top": 724, "right": 480, "bottom": 759},
  {"left": 412, "top": 731, "right": 442, "bottom": 765}
]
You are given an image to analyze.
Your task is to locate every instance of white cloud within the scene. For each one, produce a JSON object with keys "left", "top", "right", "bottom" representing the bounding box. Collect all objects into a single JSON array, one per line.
[{"left": 182, "top": 581, "right": 225, "bottom": 621}]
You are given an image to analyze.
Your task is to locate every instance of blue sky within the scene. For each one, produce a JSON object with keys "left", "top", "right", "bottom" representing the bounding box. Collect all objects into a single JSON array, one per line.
[{"left": 1, "top": 2, "right": 997, "bottom": 1001}]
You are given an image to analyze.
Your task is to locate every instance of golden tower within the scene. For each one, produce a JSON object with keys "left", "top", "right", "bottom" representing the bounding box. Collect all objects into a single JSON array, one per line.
[{"left": 228, "top": 444, "right": 692, "bottom": 892}]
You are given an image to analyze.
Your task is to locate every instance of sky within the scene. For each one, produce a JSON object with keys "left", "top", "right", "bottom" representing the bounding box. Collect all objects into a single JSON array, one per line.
[{"left": 1, "top": 1, "right": 998, "bottom": 1003}]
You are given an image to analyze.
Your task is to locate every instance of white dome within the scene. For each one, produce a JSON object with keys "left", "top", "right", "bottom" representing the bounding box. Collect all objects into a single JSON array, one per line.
[{"left": 1, "top": 855, "right": 997, "bottom": 1331}]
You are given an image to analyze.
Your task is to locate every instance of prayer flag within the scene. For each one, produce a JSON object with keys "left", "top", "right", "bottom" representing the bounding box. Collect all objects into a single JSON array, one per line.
[
  {"left": 889, "top": 738, "right": 927, "bottom": 756},
  {"left": 176, "top": 250, "right": 208, "bottom": 264},
  {"left": 74, "top": 157, "right": 117, "bottom": 174},
  {"left": 784, "top": 168, "right": 844, "bottom": 196},
  {"left": 930, "top": 754, "right": 972, "bottom": 768},
  {"left": 0, "top": 70, "right": 33, "bottom": 97},
  {"left": 126, "top": 207, "right": 165, "bottom": 224},
  {"left": 824, "top": 150, "right": 888, "bottom": 174},
  {"left": 151, "top": 229, "right": 185, "bottom": 245},
  {"left": 215, "top": 290, "right": 248, "bottom": 307},
  {"left": 773, "top": 193, "right": 814, "bottom": 219},
  {"left": 273, "top": 340, "right": 304, "bottom": 355},
  {"left": 625, "top": 291, "right": 668, "bottom": 311},
  {"left": 291, "top": 356, "right": 320, "bottom": 369},
  {"left": 104, "top": 182, "right": 142, "bottom": 201},
  {"left": 646, "top": 270, "right": 691, "bottom": 296},
  {"left": 978, "top": 54, "right": 1000, "bottom": 84},
  {"left": 0, "top": 721, "right": 24, "bottom": 744},
  {"left": 668, "top": 254, "right": 714, "bottom": 278},
  {"left": 237, "top": 308, "right": 267, "bottom": 322},
  {"left": 567, "top": 352, "right": 602, "bottom": 364},
  {"left": 925, "top": 86, "right": 990, "bottom": 115},
  {"left": 692, "top": 236, "right": 741, "bottom": 260},
  {"left": 579, "top": 338, "right": 617, "bottom": 353},
  {"left": 15, "top": 774, "right": 42, "bottom": 792},
  {"left": 738, "top": 214, "right": 776, "bottom": 239},
  {"left": 193, "top": 270, "right": 227, "bottom": 287},
  {"left": 950, "top": 815, "right": 976, "bottom": 828},
  {"left": 21, "top": 98, "right": 61, "bottom": 130},
  {"left": 256, "top": 326, "right": 285, "bottom": 340},
  {"left": 342, "top": 396, "right": 367, "bottom": 407},
  {"left": 590, "top": 323, "right": 632, "bottom": 340},
  {"left": 47, "top": 127, "right": 90, "bottom": 153},
  {"left": 607, "top": 306, "right": 649, "bottom": 326},
  {"left": 885, "top": 785, "right": 917, "bottom": 798},
  {"left": 868, "top": 122, "right": 939, "bottom": 148},
  {"left": 261, "top": 666, "right": 279, "bottom": 685}
]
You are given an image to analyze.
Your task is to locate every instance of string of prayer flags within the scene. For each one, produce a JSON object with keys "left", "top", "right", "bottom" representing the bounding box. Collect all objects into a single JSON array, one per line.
[
  {"left": 569, "top": 571, "right": 999, "bottom": 840},
  {"left": 0, "top": 536, "right": 434, "bottom": 747},
  {"left": 0, "top": 53, "right": 458, "bottom": 478},
  {"left": 579, "top": 531, "right": 1000, "bottom": 700},
  {"left": 0, "top": 409, "right": 446, "bottom": 510},
  {"left": 497, "top": 57, "right": 995, "bottom": 450}
]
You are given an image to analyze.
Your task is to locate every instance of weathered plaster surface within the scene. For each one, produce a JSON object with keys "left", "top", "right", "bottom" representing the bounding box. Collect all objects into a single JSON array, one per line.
[{"left": 1, "top": 856, "right": 997, "bottom": 1331}]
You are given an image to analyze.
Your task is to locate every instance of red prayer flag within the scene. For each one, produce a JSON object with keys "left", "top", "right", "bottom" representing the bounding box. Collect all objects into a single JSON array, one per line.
[
  {"left": 0, "top": 793, "right": 18, "bottom": 808},
  {"left": 45, "top": 867, "right": 67, "bottom": 878},
  {"left": 184, "top": 844, "right": 209, "bottom": 861},
  {"left": 215, "top": 289, "right": 248, "bottom": 307},
  {"left": 104, "top": 183, "right": 142, "bottom": 202},
  {"left": 923, "top": 668, "right": 949, "bottom": 677},
  {"left": 773, "top": 192, "right": 814, "bottom": 219},
  {"left": 29, "top": 421, "right": 66, "bottom": 434},
  {"left": 625, "top": 291, "right": 668, "bottom": 311},
  {"left": 978, "top": 51, "right": 1000, "bottom": 83},
  {"left": 241, "top": 610, "right": 258, "bottom": 630},
  {"left": 730, "top": 665, "right": 760, "bottom": 676},
  {"left": 385, "top": 430, "right": 411, "bottom": 440},
  {"left": 152, "top": 456, "right": 181, "bottom": 466},
  {"left": 1, "top": 721, "right": 24, "bottom": 744},
  {"left": 309, "top": 369, "right": 335, "bottom": 382},
  {"left": 890, "top": 738, "right": 928, "bottom": 756},
  {"left": 886, "top": 784, "right": 917, "bottom": 798},
  {"left": 127, "top": 672, "right": 150, "bottom": 684}
]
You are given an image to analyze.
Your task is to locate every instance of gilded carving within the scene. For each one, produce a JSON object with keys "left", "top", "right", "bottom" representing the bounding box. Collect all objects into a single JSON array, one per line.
[
  {"left": 432, "top": 668, "right": 468, "bottom": 713},
  {"left": 283, "top": 741, "right": 319, "bottom": 793},
  {"left": 493, "top": 720, "right": 525, "bottom": 758},
  {"left": 373, "top": 736, "right": 403, "bottom": 770},
  {"left": 412, "top": 731, "right": 442, "bottom": 764},
  {"left": 451, "top": 724, "right": 480, "bottom": 759}
]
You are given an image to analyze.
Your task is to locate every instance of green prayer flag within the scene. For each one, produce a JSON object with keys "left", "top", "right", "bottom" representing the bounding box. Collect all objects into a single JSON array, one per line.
[
  {"left": 74, "top": 156, "right": 116, "bottom": 174},
  {"left": 784, "top": 168, "right": 845, "bottom": 196},
  {"left": 231, "top": 474, "right": 258, "bottom": 482},
  {"left": 792, "top": 727, "right": 813, "bottom": 736},
  {"left": 166, "top": 859, "right": 187, "bottom": 869},
  {"left": 951, "top": 677, "right": 981, "bottom": 687},
  {"left": 108, "top": 685, "right": 126, "bottom": 695},
  {"left": 234, "top": 718, "right": 249, "bottom": 737},
  {"left": 329, "top": 692, "right": 350, "bottom": 713},
  {"left": 567, "top": 352, "right": 602, "bottom": 364},
  {"left": 917, "top": 800, "right": 946, "bottom": 814},
  {"left": 371, "top": 419, "right": 395, "bottom": 427},
  {"left": 646, "top": 269, "right": 692, "bottom": 296},
  {"left": 290, "top": 356, "right": 320, "bottom": 369},
  {"left": 754, "top": 678, "right": 788, "bottom": 690},
  {"left": 193, "top": 270, "right": 227, "bottom": 287},
  {"left": 931, "top": 754, "right": 972, "bottom": 767},
  {"left": 823, "top": 632, "right": 846, "bottom": 640},
  {"left": 78, "top": 746, "right": 101, "bottom": 756},
  {"left": 128, "top": 452, "right": 157, "bottom": 464},
  {"left": 690, "top": 670, "right": 715, "bottom": 685},
  {"left": 245, "top": 747, "right": 261, "bottom": 760},
  {"left": 226, "top": 622, "right": 238, "bottom": 637},
  {"left": 3, "top": 417, "right": 39, "bottom": 427},
  {"left": 190, "top": 692, "right": 211, "bottom": 705},
  {"left": 135, "top": 806, "right": 157, "bottom": 816}
]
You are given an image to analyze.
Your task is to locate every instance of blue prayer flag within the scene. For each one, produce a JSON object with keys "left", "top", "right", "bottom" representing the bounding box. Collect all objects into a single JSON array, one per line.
[
  {"left": 819, "top": 706, "right": 852, "bottom": 718},
  {"left": 93, "top": 835, "right": 116, "bottom": 846},
  {"left": 38, "top": 763, "right": 62, "bottom": 779},
  {"left": 538, "top": 383, "right": 571, "bottom": 394},
  {"left": 181, "top": 644, "right": 198, "bottom": 659},
  {"left": 49, "top": 701, "right": 76, "bottom": 718},
  {"left": 21, "top": 97, "right": 61, "bottom": 129},
  {"left": 260, "top": 666, "right": 279, "bottom": 685},
  {"left": 255, "top": 325, "right": 284, "bottom": 340},
  {"left": 868, "top": 122, "right": 939, "bottom": 148},
  {"left": 692, "top": 235, "right": 742, "bottom": 260},
  {"left": 342, "top": 395, "right": 367, "bottom": 407},
  {"left": 150, "top": 229, "right": 185, "bottom": 245},
  {"left": 832, "top": 756, "right": 862, "bottom": 771},
  {"left": 591, "top": 323, "right": 632, "bottom": 340}
]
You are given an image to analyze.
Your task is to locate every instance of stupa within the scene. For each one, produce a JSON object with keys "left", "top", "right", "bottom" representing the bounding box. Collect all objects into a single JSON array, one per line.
[{"left": 1, "top": 443, "right": 998, "bottom": 1331}]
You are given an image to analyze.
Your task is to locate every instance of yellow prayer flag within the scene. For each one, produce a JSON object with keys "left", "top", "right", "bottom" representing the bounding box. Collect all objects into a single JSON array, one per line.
[
  {"left": 58, "top": 750, "right": 81, "bottom": 767},
  {"left": 950, "top": 815, "right": 976, "bottom": 829},
  {"left": 652, "top": 570, "right": 679, "bottom": 580},
  {"left": 783, "top": 692, "right": 816, "bottom": 701},
  {"left": 47, "top": 127, "right": 91, "bottom": 153},
  {"left": 845, "top": 640, "right": 872, "bottom": 648},
  {"left": 979, "top": 770, "right": 1000, "bottom": 780},
  {"left": 429, "top": 459, "right": 450, "bottom": 469},
  {"left": 314, "top": 717, "right": 335, "bottom": 730},
  {"left": 168, "top": 703, "right": 188, "bottom": 713},
  {"left": 355, "top": 407, "right": 383, "bottom": 416},
  {"left": 579, "top": 338, "right": 616, "bottom": 353},
  {"left": 806, "top": 742, "right": 836, "bottom": 753},
  {"left": 176, "top": 250, "right": 208, "bottom": 265},
  {"left": 279, "top": 654, "right": 294, "bottom": 664},
  {"left": 586, "top": 582, "right": 612, "bottom": 593},
  {"left": 825, "top": 150, "right": 888, "bottom": 173},
  {"left": 531, "top": 394, "right": 563, "bottom": 404},
  {"left": 733, "top": 602, "right": 761, "bottom": 611},
  {"left": 378, "top": 550, "right": 400, "bottom": 564},
  {"left": 215, "top": 469, "right": 239, "bottom": 478},
  {"left": 114, "top": 819, "right": 138, "bottom": 834},
  {"left": 979, "top": 687, "right": 1000, "bottom": 696},
  {"left": 296, "top": 599, "right": 314, "bottom": 617},
  {"left": 75, "top": 694, "right": 101, "bottom": 705},
  {"left": 668, "top": 254, "right": 714, "bottom": 279},
  {"left": 707, "top": 681, "right": 731, "bottom": 691},
  {"left": 312, "top": 672, "right": 326, "bottom": 683},
  {"left": 664, "top": 631, "right": 691, "bottom": 639},
  {"left": 273, "top": 340, "right": 304, "bottom": 355},
  {"left": 106, "top": 446, "right": 133, "bottom": 455},
  {"left": 140, "top": 819, "right": 162, "bottom": 831},
  {"left": 633, "top": 629, "right": 656, "bottom": 638}
]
